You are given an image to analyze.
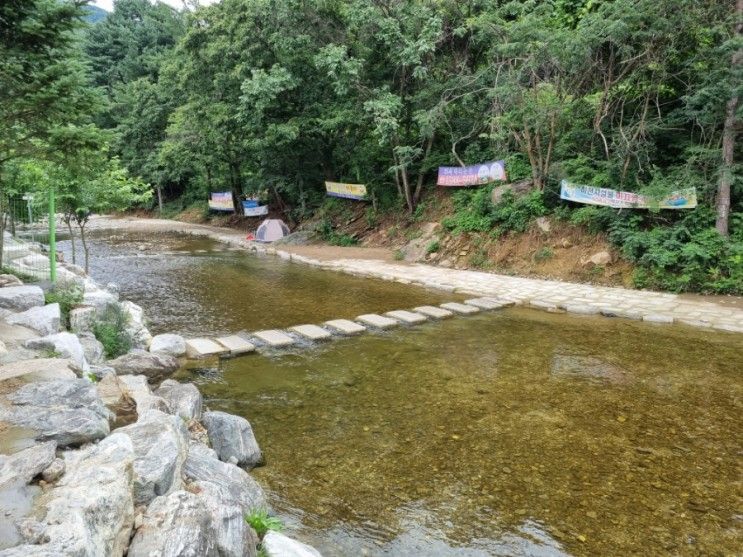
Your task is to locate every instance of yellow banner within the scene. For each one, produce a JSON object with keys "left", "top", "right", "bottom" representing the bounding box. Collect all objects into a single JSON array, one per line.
[{"left": 325, "top": 181, "right": 367, "bottom": 200}]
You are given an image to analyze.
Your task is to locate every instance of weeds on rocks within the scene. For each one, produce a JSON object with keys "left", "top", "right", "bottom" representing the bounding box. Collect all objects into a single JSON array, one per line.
[{"left": 93, "top": 303, "right": 132, "bottom": 359}]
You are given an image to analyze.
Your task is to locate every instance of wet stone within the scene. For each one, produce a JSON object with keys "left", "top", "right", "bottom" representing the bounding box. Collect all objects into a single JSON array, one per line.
[
  {"left": 185, "top": 338, "right": 229, "bottom": 359},
  {"left": 440, "top": 302, "right": 480, "bottom": 315},
  {"left": 384, "top": 310, "right": 427, "bottom": 324},
  {"left": 413, "top": 305, "right": 454, "bottom": 319},
  {"left": 289, "top": 324, "right": 332, "bottom": 341},
  {"left": 252, "top": 330, "right": 296, "bottom": 348},
  {"left": 356, "top": 314, "right": 399, "bottom": 329},
  {"left": 215, "top": 335, "right": 256, "bottom": 355},
  {"left": 324, "top": 319, "right": 366, "bottom": 335}
]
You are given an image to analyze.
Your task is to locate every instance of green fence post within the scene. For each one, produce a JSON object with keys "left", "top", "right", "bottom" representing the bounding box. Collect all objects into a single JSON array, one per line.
[{"left": 48, "top": 188, "right": 56, "bottom": 284}]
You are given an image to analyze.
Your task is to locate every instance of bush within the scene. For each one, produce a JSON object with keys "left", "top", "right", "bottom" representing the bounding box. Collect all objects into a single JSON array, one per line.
[
  {"left": 442, "top": 187, "right": 547, "bottom": 236},
  {"left": 425, "top": 240, "right": 440, "bottom": 254},
  {"left": 393, "top": 249, "right": 405, "bottom": 260},
  {"left": 318, "top": 219, "right": 358, "bottom": 246},
  {"left": 45, "top": 284, "right": 83, "bottom": 328},
  {"left": 245, "top": 509, "right": 282, "bottom": 537},
  {"left": 93, "top": 303, "right": 132, "bottom": 359},
  {"left": 608, "top": 207, "right": 743, "bottom": 294}
]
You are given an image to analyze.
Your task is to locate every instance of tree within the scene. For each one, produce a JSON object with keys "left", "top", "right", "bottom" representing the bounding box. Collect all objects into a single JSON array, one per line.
[{"left": 0, "top": 0, "right": 99, "bottom": 264}]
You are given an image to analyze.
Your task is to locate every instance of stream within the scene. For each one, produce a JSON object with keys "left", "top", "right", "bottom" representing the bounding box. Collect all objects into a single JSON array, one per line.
[{"left": 59, "top": 231, "right": 743, "bottom": 556}]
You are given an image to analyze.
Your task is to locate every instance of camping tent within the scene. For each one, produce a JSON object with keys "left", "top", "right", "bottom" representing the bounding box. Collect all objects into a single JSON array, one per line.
[{"left": 255, "top": 219, "right": 290, "bottom": 242}]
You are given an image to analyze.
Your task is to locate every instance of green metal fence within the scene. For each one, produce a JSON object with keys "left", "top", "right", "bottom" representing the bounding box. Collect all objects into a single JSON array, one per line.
[{"left": 0, "top": 191, "right": 57, "bottom": 284}]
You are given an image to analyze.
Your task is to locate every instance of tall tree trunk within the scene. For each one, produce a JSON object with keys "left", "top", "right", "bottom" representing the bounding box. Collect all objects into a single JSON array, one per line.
[
  {"left": 78, "top": 218, "right": 90, "bottom": 273},
  {"left": 65, "top": 214, "right": 77, "bottom": 265},
  {"left": 716, "top": 0, "right": 742, "bottom": 237},
  {"left": 156, "top": 186, "right": 163, "bottom": 214},
  {"left": 413, "top": 134, "right": 435, "bottom": 204}
]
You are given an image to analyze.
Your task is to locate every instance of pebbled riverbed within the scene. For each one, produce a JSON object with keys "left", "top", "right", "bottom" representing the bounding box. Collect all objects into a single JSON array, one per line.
[{"left": 64, "top": 231, "right": 743, "bottom": 556}]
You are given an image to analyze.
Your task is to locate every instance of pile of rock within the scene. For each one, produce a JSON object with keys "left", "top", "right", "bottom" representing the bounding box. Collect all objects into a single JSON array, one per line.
[{"left": 0, "top": 238, "right": 322, "bottom": 556}]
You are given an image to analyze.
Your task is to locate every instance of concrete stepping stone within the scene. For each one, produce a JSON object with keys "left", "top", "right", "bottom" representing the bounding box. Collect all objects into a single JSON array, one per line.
[
  {"left": 185, "top": 338, "right": 229, "bottom": 359},
  {"left": 324, "top": 319, "right": 366, "bottom": 335},
  {"left": 356, "top": 314, "right": 399, "bottom": 329},
  {"left": 440, "top": 302, "right": 480, "bottom": 315},
  {"left": 290, "top": 324, "right": 332, "bottom": 341},
  {"left": 252, "top": 329, "right": 296, "bottom": 348},
  {"left": 413, "top": 305, "right": 454, "bottom": 319},
  {"left": 384, "top": 310, "right": 427, "bottom": 324},
  {"left": 464, "top": 297, "right": 506, "bottom": 310},
  {"left": 215, "top": 335, "right": 255, "bottom": 355}
]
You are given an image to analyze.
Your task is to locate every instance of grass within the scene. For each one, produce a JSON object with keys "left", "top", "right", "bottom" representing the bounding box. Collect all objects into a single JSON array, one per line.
[
  {"left": 425, "top": 240, "right": 440, "bottom": 254},
  {"left": 0, "top": 266, "right": 36, "bottom": 283},
  {"left": 533, "top": 246, "right": 554, "bottom": 262},
  {"left": 92, "top": 303, "right": 132, "bottom": 359},
  {"left": 245, "top": 509, "right": 283, "bottom": 537},
  {"left": 45, "top": 284, "right": 83, "bottom": 328}
]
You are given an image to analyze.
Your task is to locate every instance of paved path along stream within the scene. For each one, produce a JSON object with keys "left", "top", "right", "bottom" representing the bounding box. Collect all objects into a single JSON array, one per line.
[{"left": 88, "top": 216, "right": 743, "bottom": 335}]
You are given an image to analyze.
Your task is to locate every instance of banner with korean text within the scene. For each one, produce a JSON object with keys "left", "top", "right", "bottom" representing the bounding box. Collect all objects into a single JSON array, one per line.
[
  {"left": 208, "top": 192, "right": 234, "bottom": 212},
  {"left": 325, "top": 181, "right": 367, "bottom": 200},
  {"left": 560, "top": 180, "right": 697, "bottom": 209},
  {"left": 437, "top": 160, "right": 506, "bottom": 187}
]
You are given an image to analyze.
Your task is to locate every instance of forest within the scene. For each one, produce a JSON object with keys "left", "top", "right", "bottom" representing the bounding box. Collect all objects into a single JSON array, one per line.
[{"left": 1, "top": 0, "right": 741, "bottom": 293}]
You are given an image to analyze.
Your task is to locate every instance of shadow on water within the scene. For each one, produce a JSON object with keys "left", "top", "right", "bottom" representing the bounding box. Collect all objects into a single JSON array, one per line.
[{"left": 68, "top": 231, "right": 743, "bottom": 556}]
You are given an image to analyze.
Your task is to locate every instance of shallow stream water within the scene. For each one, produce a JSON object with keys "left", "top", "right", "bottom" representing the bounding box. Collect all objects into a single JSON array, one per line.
[{"left": 63, "top": 231, "right": 743, "bottom": 556}]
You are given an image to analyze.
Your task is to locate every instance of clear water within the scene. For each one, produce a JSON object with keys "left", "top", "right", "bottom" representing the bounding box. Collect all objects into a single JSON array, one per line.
[{"left": 66, "top": 232, "right": 743, "bottom": 556}]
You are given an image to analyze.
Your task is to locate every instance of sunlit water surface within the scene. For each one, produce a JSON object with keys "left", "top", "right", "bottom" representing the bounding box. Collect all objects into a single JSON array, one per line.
[{"left": 62, "top": 232, "right": 742, "bottom": 556}]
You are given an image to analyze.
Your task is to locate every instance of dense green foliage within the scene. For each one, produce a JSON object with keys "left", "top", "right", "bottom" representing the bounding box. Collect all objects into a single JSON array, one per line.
[
  {"left": 2, "top": 1, "right": 740, "bottom": 293},
  {"left": 45, "top": 284, "right": 84, "bottom": 328},
  {"left": 244, "top": 509, "right": 283, "bottom": 537},
  {"left": 93, "top": 303, "right": 132, "bottom": 359}
]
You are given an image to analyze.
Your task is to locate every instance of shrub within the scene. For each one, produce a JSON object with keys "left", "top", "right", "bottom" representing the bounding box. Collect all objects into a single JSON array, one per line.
[
  {"left": 245, "top": 509, "right": 282, "bottom": 537},
  {"left": 45, "top": 284, "right": 83, "bottom": 328},
  {"left": 93, "top": 303, "right": 132, "bottom": 359},
  {"left": 318, "top": 218, "right": 358, "bottom": 246},
  {"left": 534, "top": 246, "right": 554, "bottom": 262},
  {"left": 393, "top": 249, "right": 405, "bottom": 261},
  {"left": 442, "top": 187, "right": 547, "bottom": 236},
  {"left": 425, "top": 240, "right": 440, "bottom": 254}
]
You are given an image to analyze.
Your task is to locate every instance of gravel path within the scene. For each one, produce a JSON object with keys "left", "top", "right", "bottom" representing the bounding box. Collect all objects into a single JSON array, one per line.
[{"left": 88, "top": 216, "right": 743, "bottom": 334}]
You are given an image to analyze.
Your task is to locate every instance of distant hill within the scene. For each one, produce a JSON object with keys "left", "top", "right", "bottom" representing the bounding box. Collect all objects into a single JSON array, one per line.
[{"left": 84, "top": 5, "right": 108, "bottom": 24}]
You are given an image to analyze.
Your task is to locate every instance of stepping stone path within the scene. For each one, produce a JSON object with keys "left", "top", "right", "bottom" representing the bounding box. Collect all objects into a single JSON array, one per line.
[
  {"left": 413, "top": 306, "right": 454, "bottom": 319},
  {"left": 356, "top": 314, "right": 399, "bottom": 329},
  {"left": 440, "top": 302, "right": 480, "bottom": 315},
  {"left": 464, "top": 297, "right": 510, "bottom": 310},
  {"left": 384, "top": 310, "right": 427, "bottom": 324},
  {"left": 324, "top": 319, "right": 366, "bottom": 335},
  {"left": 252, "top": 330, "right": 296, "bottom": 348},
  {"left": 185, "top": 338, "right": 228, "bottom": 358},
  {"left": 290, "top": 324, "right": 332, "bottom": 341},
  {"left": 215, "top": 335, "right": 255, "bottom": 355}
]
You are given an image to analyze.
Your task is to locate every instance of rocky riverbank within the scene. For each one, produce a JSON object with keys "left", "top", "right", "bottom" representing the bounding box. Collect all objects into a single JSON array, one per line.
[{"left": 0, "top": 233, "right": 322, "bottom": 556}]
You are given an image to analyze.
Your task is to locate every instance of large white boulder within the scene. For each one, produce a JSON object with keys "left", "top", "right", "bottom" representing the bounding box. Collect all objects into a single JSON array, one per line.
[
  {"left": 0, "top": 441, "right": 57, "bottom": 488},
  {"left": 116, "top": 410, "right": 189, "bottom": 505},
  {"left": 128, "top": 491, "right": 219, "bottom": 557},
  {"left": 78, "top": 333, "right": 105, "bottom": 364},
  {"left": 183, "top": 442, "right": 266, "bottom": 515},
  {"left": 0, "top": 379, "right": 110, "bottom": 448},
  {"left": 69, "top": 306, "right": 97, "bottom": 334},
  {"left": 191, "top": 480, "right": 258, "bottom": 557},
  {"left": 4, "top": 433, "right": 136, "bottom": 556},
  {"left": 117, "top": 374, "right": 170, "bottom": 415},
  {"left": 0, "top": 285, "right": 45, "bottom": 312},
  {"left": 155, "top": 379, "right": 202, "bottom": 420},
  {"left": 202, "top": 411, "right": 262, "bottom": 469},
  {"left": 149, "top": 333, "right": 186, "bottom": 357},
  {"left": 0, "top": 274, "right": 23, "bottom": 288},
  {"left": 121, "top": 301, "right": 152, "bottom": 349},
  {"left": 262, "top": 532, "right": 322, "bottom": 557},
  {"left": 108, "top": 349, "right": 178, "bottom": 380},
  {"left": 6, "top": 303, "right": 60, "bottom": 336},
  {"left": 25, "top": 332, "right": 87, "bottom": 372}
]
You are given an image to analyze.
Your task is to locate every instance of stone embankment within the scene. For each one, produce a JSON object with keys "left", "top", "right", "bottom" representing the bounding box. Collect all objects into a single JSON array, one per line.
[
  {"left": 0, "top": 233, "right": 320, "bottom": 557},
  {"left": 88, "top": 216, "right": 743, "bottom": 334}
]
